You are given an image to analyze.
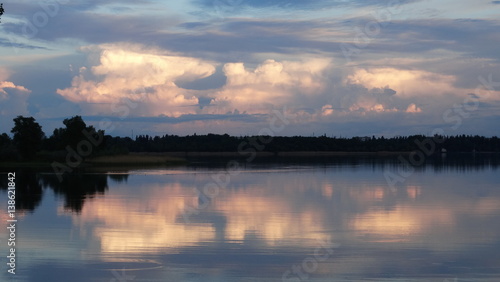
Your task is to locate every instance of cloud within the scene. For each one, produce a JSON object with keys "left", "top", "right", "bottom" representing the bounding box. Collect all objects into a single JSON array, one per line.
[
  {"left": 209, "top": 58, "right": 331, "bottom": 114},
  {"left": 57, "top": 43, "right": 216, "bottom": 117},
  {"left": 0, "top": 68, "right": 11, "bottom": 82},
  {"left": 2, "top": 2, "right": 178, "bottom": 46},
  {"left": 194, "top": 0, "right": 419, "bottom": 12},
  {"left": 55, "top": 45, "right": 338, "bottom": 130},
  {"left": 0, "top": 81, "right": 30, "bottom": 100},
  {"left": 0, "top": 68, "right": 32, "bottom": 132},
  {"left": 345, "top": 68, "right": 457, "bottom": 98},
  {"left": 321, "top": 104, "right": 334, "bottom": 116},
  {"left": 0, "top": 80, "right": 31, "bottom": 126},
  {"left": 406, "top": 103, "right": 422, "bottom": 113},
  {"left": 51, "top": 42, "right": 500, "bottom": 137},
  {"left": 372, "top": 19, "right": 500, "bottom": 60},
  {"left": 79, "top": 113, "right": 267, "bottom": 125},
  {"left": 0, "top": 38, "right": 49, "bottom": 50}
]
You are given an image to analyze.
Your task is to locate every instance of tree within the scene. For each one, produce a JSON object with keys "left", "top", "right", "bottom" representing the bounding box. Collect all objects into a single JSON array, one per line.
[
  {"left": 61, "top": 116, "right": 88, "bottom": 149},
  {"left": 0, "top": 3, "right": 4, "bottom": 23},
  {"left": 11, "top": 116, "right": 45, "bottom": 160},
  {"left": 0, "top": 132, "right": 15, "bottom": 160},
  {"left": 50, "top": 115, "right": 105, "bottom": 154}
]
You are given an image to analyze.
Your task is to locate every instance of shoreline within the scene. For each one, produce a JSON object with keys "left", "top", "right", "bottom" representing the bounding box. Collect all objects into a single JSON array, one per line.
[
  {"left": 153, "top": 151, "right": 499, "bottom": 158},
  {"left": 161, "top": 151, "right": 412, "bottom": 157},
  {"left": 0, "top": 151, "right": 497, "bottom": 168}
]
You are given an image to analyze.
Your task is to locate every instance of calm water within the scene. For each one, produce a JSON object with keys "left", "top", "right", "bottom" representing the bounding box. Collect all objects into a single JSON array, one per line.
[{"left": 1, "top": 155, "right": 499, "bottom": 282}]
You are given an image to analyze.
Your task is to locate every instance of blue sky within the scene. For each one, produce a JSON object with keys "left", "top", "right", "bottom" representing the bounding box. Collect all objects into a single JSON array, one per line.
[{"left": 0, "top": 0, "right": 499, "bottom": 137}]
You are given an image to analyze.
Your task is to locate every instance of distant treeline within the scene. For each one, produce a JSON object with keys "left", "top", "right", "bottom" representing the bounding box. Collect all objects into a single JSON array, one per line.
[
  {"left": 123, "top": 134, "right": 500, "bottom": 153},
  {"left": 1, "top": 115, "right": 499, "bottom": 161}
]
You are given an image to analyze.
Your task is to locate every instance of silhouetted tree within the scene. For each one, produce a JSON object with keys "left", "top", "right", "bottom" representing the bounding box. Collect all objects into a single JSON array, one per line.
[
  {"left": 0, "top": 3, "right": 4, "bottom": 23},
  {"left": 0, "top": 133, "right": 15, "bottom": 160},
  {"left": 48, "top": 115, "right": 105, "bottom": 154},
  {"left": 11, "top": 116, "right": 45, "bottom": 160},
  {"left": 61, "top": 116, "right": 88, "bottom": 148},
  {"left": 40, "top": 173, "right": 108, "bottom": 212},
  {"left": 0, "top": 169, "right": 44, "bottom": 212}
]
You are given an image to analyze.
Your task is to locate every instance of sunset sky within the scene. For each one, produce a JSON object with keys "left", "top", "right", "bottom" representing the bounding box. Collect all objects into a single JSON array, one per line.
[{"left": 1, "top": 0, "right": 499, "bottom": 137}]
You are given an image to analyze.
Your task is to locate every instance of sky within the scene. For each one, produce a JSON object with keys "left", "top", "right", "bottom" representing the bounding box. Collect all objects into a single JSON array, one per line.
[{"left": 0, "top": 0, "right": 499, "bottom": 137}]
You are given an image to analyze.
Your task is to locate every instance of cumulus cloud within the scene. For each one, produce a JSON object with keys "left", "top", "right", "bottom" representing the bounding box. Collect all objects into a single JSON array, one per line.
[
  {"left": 209, "top": 58, "right": 331, "bottom": 114},
  {"left": 0, "top": 81, "right": 29, "bottom": 100},
  {"left": 326, "top": 67, "right": 481, "bottom": 117},
  {"left": 0, "top": 68, "right": 30, "bottom": 133},
  {"left": 349, "top": 102, "right": 397, "bottom": 113},
  {"left": 345, "top": 68, "right": 458, "bottom": 98},
  {"left": 57, "top": 44, "right": 216, "bottom": 117},
  {"left": 56, "top": 45, "right": 335, "bottom": 127},
  {"left": 406, "top": 103, "right": 422, "bottom": 113},
  {"left": 0, "top": 80, "right": 31, "bottom": 126},
  {"left": 53, "top": 44, "right": 498, "bottom": 136},
  {"left": 339, "top": 67, "right": 500, "bottom": 118}
]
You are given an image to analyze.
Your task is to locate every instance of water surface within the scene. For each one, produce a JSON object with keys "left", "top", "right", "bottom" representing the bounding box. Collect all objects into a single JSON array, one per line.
[{"left": 1, "top": 155, "right": 499, "bottom": 281}]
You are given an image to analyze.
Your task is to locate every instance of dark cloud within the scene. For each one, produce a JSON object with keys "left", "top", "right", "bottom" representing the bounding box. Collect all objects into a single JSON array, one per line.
[
  {"left": 177, "top": 21, "right": 209, "bottom": 29},
  {"left": 193, "top": 0, "right": 420, "bottom": 10},
  {"left": 3, "top": 12, "right": 338, "bottom": 59},
  {"left": 194, "top": 0, "right": 328, "bottom": 10},
  {"left": 3, "top": 11, "right": 175, "bottom": 45},
  {"left": 370, "top": 87, "right": 397, "bottom": 96},
  {"left": 59, "top": 113, "right": 268, "bottom": 125},
  {"left": 151, "top": 19, "right": 343, "bottom": 61},
  {"left": 3, "top": 0, "right": 152, "bottom": 14},
  {"left": 0, "top": 37, "right": 49, "bottom": 50},
  {"left": 10, "top": 3, "right": 498, "bottom": 67},
  {"left": 176, "top": 66, "right": 227, "bottom": 90},
  {"left": 372, "top": 19, "right": 500, "bottom": 59}
]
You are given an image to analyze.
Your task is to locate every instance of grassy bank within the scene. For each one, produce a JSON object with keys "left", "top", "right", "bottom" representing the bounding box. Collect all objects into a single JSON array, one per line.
[
  {"left": 86, "top": 153, "right": 186, "bottom": 166},
  {"left": 0, "top": 152, "right": 186, "bottom": 169}
]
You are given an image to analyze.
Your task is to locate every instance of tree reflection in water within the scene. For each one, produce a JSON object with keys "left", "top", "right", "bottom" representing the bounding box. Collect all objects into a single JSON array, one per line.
[
  {"left": 0, "top": 169, "right": 112, "bottom": 213},
  {"left": 0, "top": 169, "right": 44, "bottom": 212},
  {"left": 0, "top": 153, "right": 497, "bottom": 214}
]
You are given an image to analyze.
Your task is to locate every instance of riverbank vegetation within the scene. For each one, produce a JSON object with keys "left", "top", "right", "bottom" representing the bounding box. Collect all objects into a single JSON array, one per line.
[{"left": 1, "top": 115, "right": 499, "bottom": 163}]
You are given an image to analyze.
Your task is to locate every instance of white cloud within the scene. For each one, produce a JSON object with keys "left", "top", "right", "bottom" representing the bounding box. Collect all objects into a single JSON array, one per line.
[
  {"left": 57, "top": 43, "right": 217, "bottom": 117},
  {"left": 0, "top": 81, "right": 29, "bottom": 100},
  {"left": 345, "top": 68, "right": 457, "bottom": 98},
  {"left": 406, "top": 103, "right": 422, "bottom": 113},
  {"left": 0, "top": 67, "right": 33, "bottom": 133},
  {"left": 52, "top": 45, "right": 498, "bottom": 136},
  {"left": 209, "top": 58, "right": 332, "bottom": 114},
  {"left": 0, "top": 80, "right": 31, "bottom": 127}
]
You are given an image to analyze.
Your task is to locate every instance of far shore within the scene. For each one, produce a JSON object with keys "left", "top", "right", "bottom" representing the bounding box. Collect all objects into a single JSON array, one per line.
[
  {"left": 0, "top": 151, "right": 496, "bottom": 169},
  {"left": 0, "top": 152, "right": 186, "bottom": 168},
  {"left": 162, "top": 151, "right": 414, "bottom": 157},
  {"left": 86, "top": 153, "right": 186, "bottom": 165}
]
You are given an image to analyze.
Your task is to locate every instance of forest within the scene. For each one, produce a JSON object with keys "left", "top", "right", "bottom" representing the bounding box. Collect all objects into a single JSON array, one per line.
[{"left": 1, "top": 115, "right": 499, "bottom": 161}]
